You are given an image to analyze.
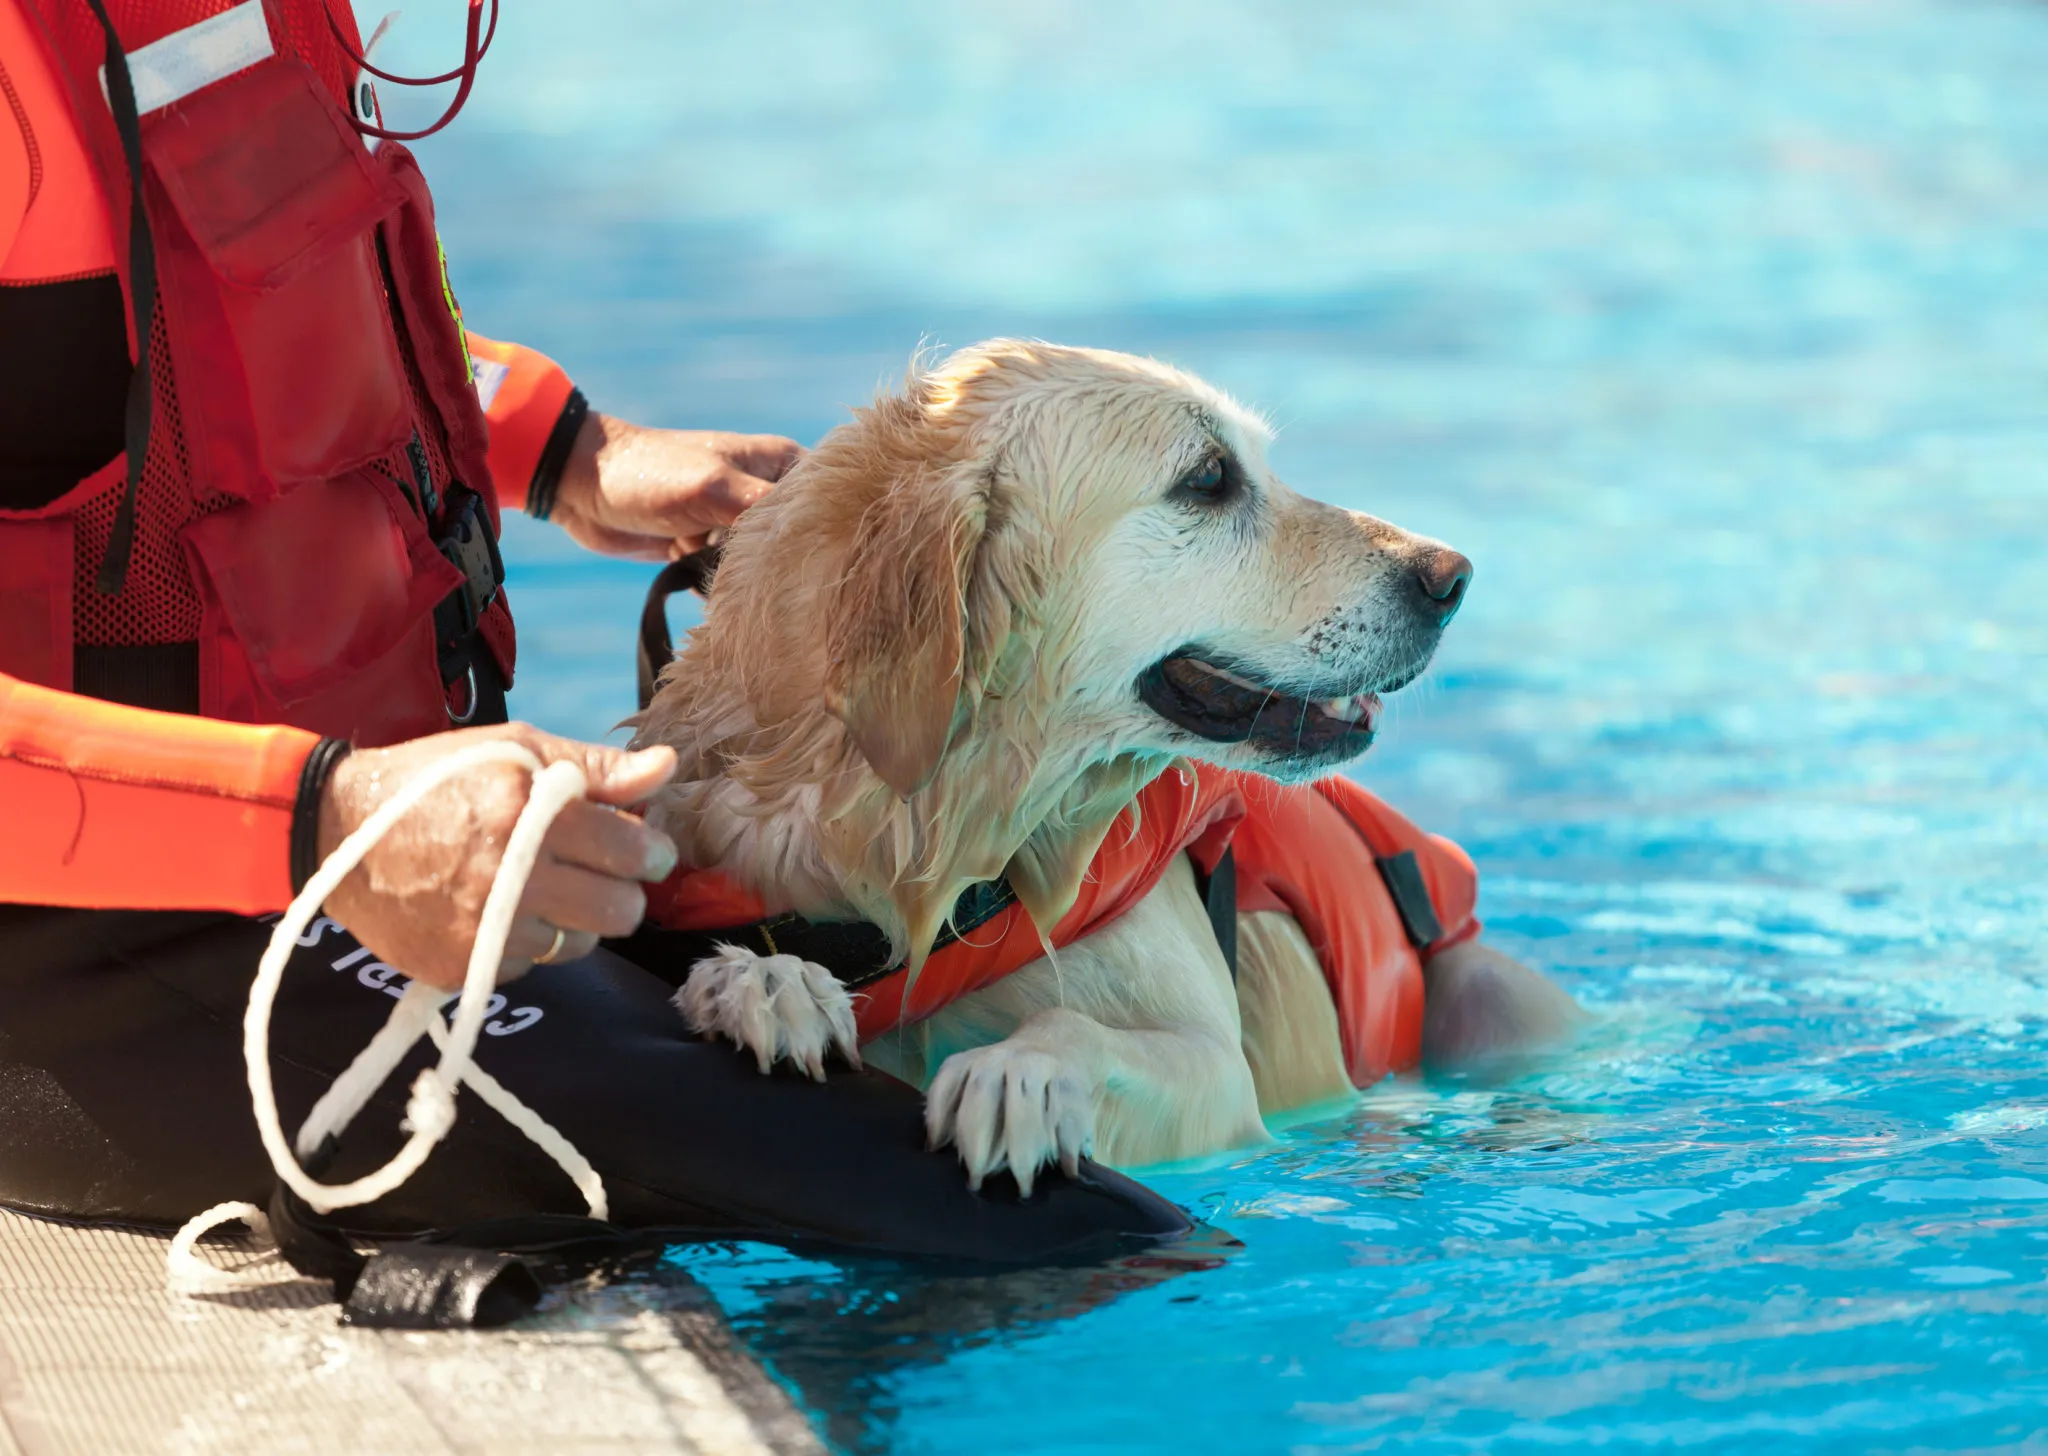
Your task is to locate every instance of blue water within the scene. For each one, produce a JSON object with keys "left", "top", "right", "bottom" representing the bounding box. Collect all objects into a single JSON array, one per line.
[{"left": 388, "top": 0, "right": 2048, "bottom": 1448}]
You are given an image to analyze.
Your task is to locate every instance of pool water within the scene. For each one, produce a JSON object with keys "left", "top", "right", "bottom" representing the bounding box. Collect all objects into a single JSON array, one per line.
[{"left": 390, "top": 0, "right": 2048, "bottom": 1447}]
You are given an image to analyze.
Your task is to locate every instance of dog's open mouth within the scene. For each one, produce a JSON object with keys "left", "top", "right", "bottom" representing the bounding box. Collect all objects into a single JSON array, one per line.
[{"left": 1137, "top": 652, "right": 1385, "bottom": 762}]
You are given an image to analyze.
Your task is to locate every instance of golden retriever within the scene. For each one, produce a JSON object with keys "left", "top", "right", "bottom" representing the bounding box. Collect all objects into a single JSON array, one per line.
[{"left": 632, "top": 341, "right": 1579, "bottom": 1194}]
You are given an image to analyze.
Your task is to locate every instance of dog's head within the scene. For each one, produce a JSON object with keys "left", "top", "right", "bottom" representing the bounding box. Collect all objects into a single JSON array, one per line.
[
  {"left": 655, "top": 340, "right": 1470, "bottom": 948},
  {"left": 715, "top": 340, "right": 1469, "bottom": 798}
]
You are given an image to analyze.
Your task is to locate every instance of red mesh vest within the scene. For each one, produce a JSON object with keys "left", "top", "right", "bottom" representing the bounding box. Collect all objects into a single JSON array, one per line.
[{"left": 0, "top": 0, "right": 513, "bottom": 744}]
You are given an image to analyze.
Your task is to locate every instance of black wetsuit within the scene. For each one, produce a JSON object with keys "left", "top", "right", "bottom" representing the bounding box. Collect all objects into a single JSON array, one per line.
[{"left": 0, "top": 905, "right": 1187, "bottom": 1261}]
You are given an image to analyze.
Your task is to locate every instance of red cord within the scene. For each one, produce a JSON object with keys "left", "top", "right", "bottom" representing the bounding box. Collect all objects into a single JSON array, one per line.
[
  {"left": 340, "top": 0, "right": 499, "bottom": 86},
  {"left": 326, "top": 0, "right": 498, "bottom": 142}
]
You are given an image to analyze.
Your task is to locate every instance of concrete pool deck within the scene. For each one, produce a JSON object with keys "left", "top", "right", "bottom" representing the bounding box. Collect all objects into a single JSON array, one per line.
[{"left": 0, "top": 1210, "right": 824, "bottom": 1455}]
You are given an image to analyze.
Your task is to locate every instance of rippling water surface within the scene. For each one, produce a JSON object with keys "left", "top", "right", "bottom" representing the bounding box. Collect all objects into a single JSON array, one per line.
[{"left": 391, "top": 0, "right": 2048, "bottom": 1447}]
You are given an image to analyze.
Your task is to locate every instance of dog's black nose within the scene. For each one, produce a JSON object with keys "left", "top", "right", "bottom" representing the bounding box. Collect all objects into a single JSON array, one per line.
[{"left": 1413, "top": 549, "right": 1473, "bottom": 624}]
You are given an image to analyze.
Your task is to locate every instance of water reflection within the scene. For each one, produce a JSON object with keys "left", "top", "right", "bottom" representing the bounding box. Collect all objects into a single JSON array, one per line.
[{"left": 669, "top": 1229, "right": 1239, "bottom": 1452}]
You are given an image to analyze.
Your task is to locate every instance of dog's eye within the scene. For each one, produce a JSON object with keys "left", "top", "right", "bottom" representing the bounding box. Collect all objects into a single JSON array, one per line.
[{"left": 1172, "top": 455, "right": 1232, "bottom": 505}]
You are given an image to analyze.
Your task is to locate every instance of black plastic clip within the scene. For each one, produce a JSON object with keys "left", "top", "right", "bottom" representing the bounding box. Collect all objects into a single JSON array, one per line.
[{"left": 435, "top": 492, "right": 504, "bottom": 649}]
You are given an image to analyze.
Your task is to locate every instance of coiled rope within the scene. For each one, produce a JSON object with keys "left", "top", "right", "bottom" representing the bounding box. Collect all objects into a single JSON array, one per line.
[{"left": 168, "top": 743, "right": 607, "bottom": 1292}]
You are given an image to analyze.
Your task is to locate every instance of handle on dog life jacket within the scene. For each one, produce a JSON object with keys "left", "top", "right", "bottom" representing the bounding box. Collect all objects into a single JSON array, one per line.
[{"left": 636, "top": 548, "right": 721, "bottom": 713}]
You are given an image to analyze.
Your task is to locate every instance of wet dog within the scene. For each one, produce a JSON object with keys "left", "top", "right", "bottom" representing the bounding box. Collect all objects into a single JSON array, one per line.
[{"left": 633, "top": 341, "right": 1578, "bottom": 1193}]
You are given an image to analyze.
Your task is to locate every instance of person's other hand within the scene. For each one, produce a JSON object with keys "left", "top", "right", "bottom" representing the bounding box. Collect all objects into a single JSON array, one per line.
[
  {"left": 548, "top": 412, "right": 802, "bottom": 560},
  {"left": 316, "top": 723, "right": 680, "bottom": 990}
]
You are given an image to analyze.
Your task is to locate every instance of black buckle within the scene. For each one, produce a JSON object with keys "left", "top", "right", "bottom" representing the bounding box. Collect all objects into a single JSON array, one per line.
[{"left": 435, "top": 492, "right": 504, "bottom": 654}]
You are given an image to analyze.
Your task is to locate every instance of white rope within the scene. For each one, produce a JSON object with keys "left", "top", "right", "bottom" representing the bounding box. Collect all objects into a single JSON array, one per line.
[
  {"left": 166, "top": 1201, "right": 278, "bottom": 1293},
  {"left": 168, "top": 743, "right": 608, "bottom": 1294},
  {"left": 419, "top": 1014, "right": 607, "bottom": 1215}
]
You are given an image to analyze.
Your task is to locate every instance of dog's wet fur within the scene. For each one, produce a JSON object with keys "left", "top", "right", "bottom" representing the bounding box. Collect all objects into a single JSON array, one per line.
[{"left": 632, "top": 341, "right": 1581, "bottom": 1193}]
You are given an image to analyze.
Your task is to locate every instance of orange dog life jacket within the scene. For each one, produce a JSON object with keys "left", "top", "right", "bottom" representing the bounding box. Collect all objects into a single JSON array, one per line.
[{"left": 636, "top": 766, "right": 1480, "bottom": 1088}]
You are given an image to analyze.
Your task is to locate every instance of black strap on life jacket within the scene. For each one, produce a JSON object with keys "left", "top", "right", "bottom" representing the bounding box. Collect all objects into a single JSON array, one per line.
[
  {"left": 80, "top": 0, "right": 157, "bottom": 598},
  {"left": 611, "top": 850, "right": 1256, "bottom": 1000},
  {"left": 1373, "top": 848, "right": 1445, "bottom": 948},
  {"left": 1192, "top": 843, "right": 1446, "bottom": 979},
  {"left": 606, "top": 876, "right": 1022, "bottom": 996},
  {"left": 1188, "top": 848, "right": 1238, "bottom": 983}
]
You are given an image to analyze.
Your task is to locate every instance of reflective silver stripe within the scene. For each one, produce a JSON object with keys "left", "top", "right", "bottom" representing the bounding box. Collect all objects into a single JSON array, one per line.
[
  {"left": 100, "top": 1, "right": 274, "bottom": 116},
  {"left": 472, "top": 357, "right": 511, "bottom": 413}
]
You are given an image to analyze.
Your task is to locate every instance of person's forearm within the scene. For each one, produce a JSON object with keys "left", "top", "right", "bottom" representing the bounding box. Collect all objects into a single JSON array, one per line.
[
  {"left": 463, "top": 339, "right": 801, "bottom": 558},
  {"left": 0, "top": 672, "right": 332, "bottom": 914}
]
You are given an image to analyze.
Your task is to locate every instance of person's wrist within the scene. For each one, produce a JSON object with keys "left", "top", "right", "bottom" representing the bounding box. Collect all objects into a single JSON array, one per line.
[{"left": 525, "top": 388, "right": 591, "bottom": 522}]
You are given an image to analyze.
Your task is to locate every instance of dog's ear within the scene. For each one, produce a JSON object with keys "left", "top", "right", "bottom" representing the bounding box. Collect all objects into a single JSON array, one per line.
[{"left": 822, "top": 446, "right": 995, "bottom": 800}]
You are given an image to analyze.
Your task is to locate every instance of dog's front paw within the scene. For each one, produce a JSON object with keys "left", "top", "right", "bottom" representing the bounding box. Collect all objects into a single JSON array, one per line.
[
  {"left": 925, "top": 1044, "right": 1094, "bottom": 1197},
  {"left": 674, "top": 945, "right": 861, "bottom": 1080}
]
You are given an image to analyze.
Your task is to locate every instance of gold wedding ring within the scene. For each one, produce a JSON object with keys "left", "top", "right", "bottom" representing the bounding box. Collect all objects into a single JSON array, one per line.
[{"left": 536, "top": 922, "right": 569, "bottom": 965}]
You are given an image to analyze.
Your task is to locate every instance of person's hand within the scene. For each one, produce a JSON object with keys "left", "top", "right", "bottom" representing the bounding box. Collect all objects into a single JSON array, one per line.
[
  {"left": 316, "top": 723, "right": 680, "bottom": 990},
  {"left": 547, "top": 412, "right": 802, "bottom": 560}
]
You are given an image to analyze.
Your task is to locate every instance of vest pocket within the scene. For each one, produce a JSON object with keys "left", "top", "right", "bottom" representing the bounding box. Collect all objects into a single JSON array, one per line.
[
  {"left": 181, "top": 466, "right": 459, "bottom": 720},
  {"left": 144, "top": 56, "right": 410, "bottom": 491}
]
